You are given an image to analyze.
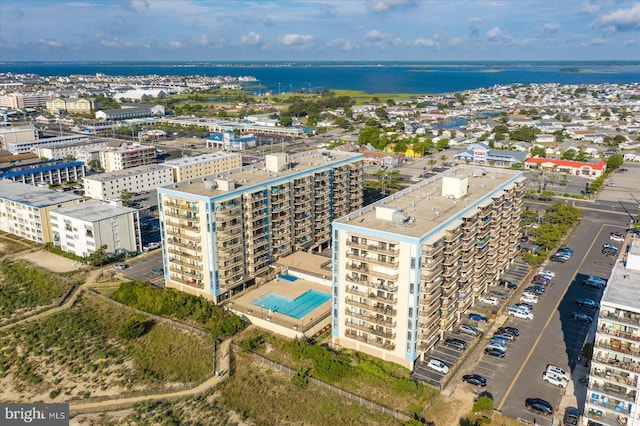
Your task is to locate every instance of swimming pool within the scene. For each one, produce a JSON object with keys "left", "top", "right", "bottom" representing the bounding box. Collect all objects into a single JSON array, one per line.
[
  {"left": 278, "top": 274, "right": 298, "bottom": 282},
  {"left": 252, "top": 290, "right": 331, "bottom": 319}
]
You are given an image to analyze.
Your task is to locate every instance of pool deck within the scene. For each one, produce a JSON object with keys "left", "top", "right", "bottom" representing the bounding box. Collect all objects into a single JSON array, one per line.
[
  {"left": 275, "top": 251, "right": 332, "bottom": 281},
  {"left": 228, "top": 277, "right": 332, "bottom": 339}
]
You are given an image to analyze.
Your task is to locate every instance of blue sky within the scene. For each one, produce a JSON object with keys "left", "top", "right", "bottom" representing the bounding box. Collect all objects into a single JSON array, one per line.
[{"left": 1, "top": 0, "right": 639, "bottom": 61}]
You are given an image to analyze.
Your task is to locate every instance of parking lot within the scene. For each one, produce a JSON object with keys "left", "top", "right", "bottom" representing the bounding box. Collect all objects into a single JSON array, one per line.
[{"left": 119, "top": 250, "right": 165, "bottom": 287}]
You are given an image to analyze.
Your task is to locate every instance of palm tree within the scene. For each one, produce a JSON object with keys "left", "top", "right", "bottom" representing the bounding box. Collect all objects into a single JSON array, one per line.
[
  {"left": 439, "top": 154, "right": 448, "bottom": 167},
  {"left": 427, "top": 157, "right": 437, "bottom": 172}
]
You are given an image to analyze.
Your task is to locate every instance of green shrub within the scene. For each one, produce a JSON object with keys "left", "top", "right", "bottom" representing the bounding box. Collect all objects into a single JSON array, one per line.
[
  {"left": 291, "top": 367, "right": 310, "bottom": 389},
  {"left": 49, "top": 389, "right": 60, "bottom": 399},
  {"left": 119, "top": 318, "right": 146, "bottom": 340},
  {"left": 393, "top": 378, "right": 418, "bottom": 393},
  {"left": 473, "top": 396, "right": 494, "bottom": 413}
]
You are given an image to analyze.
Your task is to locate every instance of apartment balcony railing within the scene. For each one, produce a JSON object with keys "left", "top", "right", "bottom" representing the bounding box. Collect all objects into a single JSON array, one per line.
[
  {"left": 589, "top": 382, "right": 637, "bottom": 403},
  {"left": 601, "top": 311, "right": 640, "bottom": 327},
  {"left": 371, "top": 304, "right": 397, "bottom": 316},
  {"left": 167, "top": 238, "right": 201, "bottom": 251},
  {"left": 366, "top": 269, "right": 399, "bottom": 281},
  {"left": 595, "top": 341, "right": 640, "bottom": 358},
  {"left": 344, "top": 296, "right": 369, "bottom": 310},
  {"left": 344, "top": 321, "right": 395, "bottom": 339},
  {"left": 590, "top": 367, "right": 638, "bottom": 388},
  {"left": 169, "top": 266, "right": 202, "bottom": 279},
  {"left": 586, "top": 397, "right": 631, "bottom": 415},
  {"left": 344, "top": 329, "right": 396, "bottom": 350},
  {"left": 583, "top": 409, "right": 630, "bottom": 426},
  {"left": 344, "top": 285, "right": 369, "bottom": 298},
  {"left": 169, "top": 258, "right": 202, "bottom": 269},
  {"left": 368, "top": 293, "right": 397, "bottom": 305},
  {"left": 418, "top": 301, "right": 440, "bottom": 318},
  {"left": 164, "top": 201, "right": 199, "bottom": 213},
  {"left": 593, "top": 357, "right": 640, "bottom": 373},
  {"left": 165, "top": 220, "right": 199, "bottom": 232},
  {"left": 170, "top": 275, "right": 204, "bottom": 289},
  {"left": 166, "top": 229, "right": 201, "bottom": 242},
  {"left": 598, "top": 327, "right": 640, "bottom": 343},
  {"left": 164, "top": 210, "right": 199, "bottom": 221},
  {"left": 345, "top": 252, "right": 399, "bottom": 267},
  {"left": 167, "top": 248, "right": 202, "bottom": 261},
  {"left": 346, "top": 240, "right": 399, "bottom": 256}
]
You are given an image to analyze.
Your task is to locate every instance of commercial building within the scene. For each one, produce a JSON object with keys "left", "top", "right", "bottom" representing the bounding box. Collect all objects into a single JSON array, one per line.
[
  {"left": 0, "top": 159, "right": 85, "bottom": 186},
  {"left": 584, "top": 238, "right": 640, "bottom": 426},
  {"left": 83, "top": 164, "right": 173, "bottom": 201},
  {"left": 157, "top": 150, "right": 364, "bottom": 302},
  {"left": 331, "top": 166, "right": 526, "bottom": 369},
  {"left": 35, "top": 138, "right": 117, "bottom": 160},
  {"left": 0, "top": 93, "right": 51, "bottom": 109},
  {"left": 95, "top": 105, "right": 165, "bottom": 121},
  {"left": 50, "top": 200, "right": 141, "bottom": 257},
  {"left": 0, "top": 181, "right": 83, "bottom": 243},
  {"left": 455, "top": 143, "right": 528, "bottom": 167},
  {"left": 98, "top": 143, "right": 157, "bottom": 172},
  {"left": 207, "top": 131, "right": 257, "bottom": 151},
  {"left": 162, "top": 152, "right": 243, "bottom": 182},
  {"left": 524, "top": 158, "right": 607, "bottom": 178}
]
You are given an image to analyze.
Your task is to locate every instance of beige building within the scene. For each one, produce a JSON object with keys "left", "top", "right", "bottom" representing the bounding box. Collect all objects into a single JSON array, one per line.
[
  {"left": 584, "top": 238, "right": 640, "bottom": 426},
  {"left": 0, "top": 181, "right": 83, "bottom": 244},
  {"left": 99, "top": 143, "right": 157, "bottom": 172},
  {"left": 46, "top": 97, "right": 100, "bottom": 114},
  {"left": 0, "top": 126, "right": 38, "bottom": 149},
  {"left": 0, "top": 93, "right": 51, "bottom": 109},
  {"left": 83, "top": 164, "right": 174, "bottom": 201},
  {"left": 157, "top": 150, "right": 364, "bottom": 303},
  {"left": 332, "top": 166, "right": 526, "bottom": 369},
  {"left": 162, "top": 152, "right": 243, "bottom": 182}
]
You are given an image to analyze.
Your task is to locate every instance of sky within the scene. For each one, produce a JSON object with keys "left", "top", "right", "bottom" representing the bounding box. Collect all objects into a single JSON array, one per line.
[{"left": 1, "top": 0, "right": 639, "bottom": 62}]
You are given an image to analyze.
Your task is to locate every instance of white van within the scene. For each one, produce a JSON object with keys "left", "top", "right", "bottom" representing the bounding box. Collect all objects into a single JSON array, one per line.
[
  {"left": 508, "top": 305, "right": 530, "bottom": 315},
  {"left": 509, "top": 310, "right": 534, "bottom": 320},
  {"left": 427, "top": 359, "right": 450, "bottom": 374}
]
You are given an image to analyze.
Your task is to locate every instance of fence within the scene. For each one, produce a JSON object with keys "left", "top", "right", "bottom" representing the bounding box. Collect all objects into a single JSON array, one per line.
[{"left": 231, "top": 343, "right": 410, "bottom": 421}]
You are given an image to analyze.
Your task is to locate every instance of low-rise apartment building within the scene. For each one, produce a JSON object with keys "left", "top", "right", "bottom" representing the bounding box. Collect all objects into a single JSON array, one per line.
[
  {"left": 0, "top": 125, "right": 38, "bottom": 149},
  {"left": 0, "top": 159, "right": 85, "bottom": 186},
  {"left": 584, "top": 238, "right": 640, "bottom": 426},
  {"left": 5, "top": 134, "right": 90, "bottom": 155},
  {"left": 99, "top": 143, "right": 157, "bottom": 172},
  {"left": 157, "top": 150, "right": 364, "bottom": 302},
  {"left": 46, "top": 97, "right": 100, "bottom": 114},
  {"left": 332, "top": 166, "right": 526, "bottom": 369},
  {"left": 35, "top": 138, "right": 116, "bottom": 160},
  {"left": 162, "top": 152, "right": 243, "bottom": 182},
  {"left": 50, "top": 200, "right": 141, "bottom": 257},
  {"left": 83, "top": 164, "right": 174, "bottom": 201},
  {"left": 0, "top": 181, "right": 83, "bottom": 243}
]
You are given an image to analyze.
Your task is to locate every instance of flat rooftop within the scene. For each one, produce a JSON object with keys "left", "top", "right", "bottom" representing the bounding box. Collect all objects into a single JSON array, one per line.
[
  {"left": 335, "top": 165, "right": 524, "bottom": 239},
  {"left": 160, "top": 150, "right": 363, "bottom": 198},
  {"left": 84, "top": 164, "right": 170, "bottom": 182},
  {"left": 51, "top": 199, "right": 137, "bottom": 222},
  {"left": 601, "top": 239, "right": 640, "bottom": 313},
  {"left": 163, "top": 152, "right": 241, "bottom": 168},
  {"left": 0, "top": 181, "right": 83, "bottom": 207}
]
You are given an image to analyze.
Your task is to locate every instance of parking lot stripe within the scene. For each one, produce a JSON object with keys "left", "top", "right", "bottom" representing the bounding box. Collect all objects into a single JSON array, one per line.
[{"left": 496, "top": 224, "right": 604, "bottom": 411}]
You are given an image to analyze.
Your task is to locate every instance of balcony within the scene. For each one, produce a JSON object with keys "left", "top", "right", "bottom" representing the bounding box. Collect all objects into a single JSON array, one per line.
[
  {"left": 165, "top": 220, "right": 199, "bottom": 232},
  {"left": 590, "top": 367, "right": 638, "bottom": 388},
  {"left": 170, "top": 275, "right": 203, "bottom": 289},
  {"left": 344, "top": 329, "right": 396, "bottom": 350},
  {"left": 371, "top": 304, "right": 397, "bottom": 316},
  {"left": 601, "top": 311, "right": 640, "bottom": 327},
  {"left": 595, "top": 340, "right": 640, "bottom": 358},
  {"left": 164, "top": 210, "right": 199, "bottom": 221},
  {"left": 344, "top": 320, "right": 395, "bottom": 339},
  {"left": 165, "top": 201, "right": 199, "bottom": 213},
  {"left": 167, "top": 238, "right": 200, "bottom": 251},
  {"left": 169, "top": 266, "right": 202, "bottom": 279},
  {"left": 344, "top": 296, "right": 369, "bottom": 310},
  {"left": 583, "top": 408, "right": 630, "bottom": 426},
  {"left": 345, "top": 252, "right": 399, "bottom": 268},
  {"left": 589, "top": 381, "right": 637, "bottom": 403},
  {"left": 586, "top": 396, "right": 631, "bottom": 415},
  {"left": 368, "top": 293, "right": 397, "bottom": 305},
  {"left": 599, "top": 327, "right": 640, "bottom": 343},
  {"left": 167, "top": 248, "right": 202, "bottom": 261},
  {"left": 166, "top": 229, "right": 201, "bottom": 242},
  {"left": 346, "top": 262, "right": 368, "bottom": 273},
  {"left": 593, "top": 356, "right": 640, "bottom": 373},
  {"left": 366, "top": 269, "right": 398, "bottom": 281},
  {"left": 346, "top": 239, "right": 399, "bottom": 256},
  {"left": 170, "top": 258, "right": 202, "bottom": 269}
]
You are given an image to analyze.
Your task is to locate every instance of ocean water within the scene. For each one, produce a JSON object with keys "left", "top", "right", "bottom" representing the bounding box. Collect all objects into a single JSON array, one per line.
[{"left": 1, "top": 61, "right": 639, "bottom": 94}]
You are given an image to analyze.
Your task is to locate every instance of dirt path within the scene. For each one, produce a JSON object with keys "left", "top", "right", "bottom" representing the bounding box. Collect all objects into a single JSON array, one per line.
[{"left": 69, "top": 339, "right": 231, "bottom": 415}]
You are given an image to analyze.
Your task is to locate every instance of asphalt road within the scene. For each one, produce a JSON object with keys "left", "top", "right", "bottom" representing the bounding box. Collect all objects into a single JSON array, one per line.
[{"left": 121, "top": 250, "right": 165, "bottom": 287}]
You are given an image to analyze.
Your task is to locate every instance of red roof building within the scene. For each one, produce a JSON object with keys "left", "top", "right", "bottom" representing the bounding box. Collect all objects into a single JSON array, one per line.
[{"left": 524, "top": 157, "right": 607, "bottom": 178}]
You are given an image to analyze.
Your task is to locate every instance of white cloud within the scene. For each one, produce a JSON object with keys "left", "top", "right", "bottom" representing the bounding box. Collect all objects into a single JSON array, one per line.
[
  {"left": 38, "top": 38, "right": 62, "bottom": 48},
  {"left": 279, "top": 33, "right": 314, "bottom": 47},
  {"left": 591, "top": 3, "right": 640, "bottom": 32},
  {"left": 586, "top": 37, "right": 607, "bottom": 46},
  {"left": 101, "top": 37, "right": 120, "bottom": 47},
  {"left": 448, "top": 37, "right": 465, "bottom": 47},
  {"left": 119, "top": 0, "right": 149, "bottom": 12},
  {"left": 625, "top": 38, "right": 638, "bottom": 47},
  {"left": 486, "top": 27, "right": 513, "bottom": 44},
  {"left": 327, "top": 38, "right": 355, "bottom": 50},
  {"left": 168, "top": 41, "right": 182, "bottom": 49},
  {"left": 581, "top": 2, "right": 600, "bottom": 14},
  {"left": 368, "top": 0, "right": 416, "bottom": 13},
  {"left": 414, "top": 37, "right": 437, "bottom": 48},
  {"left": 240, "top": 32, "right": 262, "bottom": 47}
]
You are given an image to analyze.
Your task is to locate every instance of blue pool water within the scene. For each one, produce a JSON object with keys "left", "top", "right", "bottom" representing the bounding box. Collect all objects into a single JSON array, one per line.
[
  {"left": 278, "top": 274, "right": 298, "bottom": 282},
  {"left": 253, "top": 290, "right": 331, "bottom": 319}
]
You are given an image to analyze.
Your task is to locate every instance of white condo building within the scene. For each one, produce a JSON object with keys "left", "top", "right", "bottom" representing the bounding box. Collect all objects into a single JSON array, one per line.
[
  {"left": 332, "top": 166, "right": 526, "bottom": 369},
  {"left": 162, "top": 152, "right": 243, "bottom": 182},
  {"left": 99, "top": 143, "right": 157, "bottom": 172},
  {"left": 584, "top": 238, "right": 640, "bottom": 426},
  {"left": 50, "top": 200, "right": 142, "bottom": 257},
  {"left": 83, "top": 164, "right": 174, "bottom": 201}
]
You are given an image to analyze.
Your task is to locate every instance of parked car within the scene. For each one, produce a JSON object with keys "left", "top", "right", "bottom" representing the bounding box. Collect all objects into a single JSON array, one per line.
[
  {"left": 520, "top": 294, "right": 538, "bottom": 304},
  {"left": 532, "top": 275, "right": 551, "bottom": 283},
  {"left": 151, "top": 268, "right": 164, "bottom": 275},
  {"left": 602, "top": 247, "right": 619, "bottom": 256},
  {"left": 515, "top": 302, "right": 533, "bottom": 311},
  {"left": 583, "top": 278, "right": 605, "bottom": 289},
  {"left": 563, "top": 407, "right": 580, "bottom": 426},
  {"left": 459, "top": 323, "right": 480, "bottom": 336},
  {"left": 427, "top": 359, "right": 450, "bottom": 374},
  {"left": 576, "top": 298, "right": 600, "bottom": 309},
  {"left": 586, "top": 276, "right": 606, "bottom": 285},
  {"left": 479, "top": 296, "right": 499, "bottom": 306},
  {"left": 543, "top": 371, "right": 568, "bottom": 388},
  {"left": 462, "top": 374, "right": 487, "bottom": 387},
  {"left": 489, "top": 337, "right": 508, "bottom": 346},
  {"left": 606, "top": 182, "right": 616, "bottom": 187},
  {"left": 510, "top": 310, "right": 534, "bottom": 320},
  {"left": 444, "top": 338, "right": 467, "bottom": 351},
  {"left": 497, "top": 326, "right": 519, "bottom": 336},
  {"left": 525, "top": 398, "right": 553, "bottom": 415},
  {"left": 484, "top": 347, "right": 506, "bottom": 358},
  {"left": 525, "top": 285, "right": 546, "bottom": 294},
  {"left": 469, "top": 313, "right": 489, "bottom": 323},
  {"left": 113, "top": 263, "right": 128, "bottom": 270},
  {"left": 493, "top": 332, "right": 516, "bottom": 341},
  {"left": 546, "top": 364, "right": 570, "bottom": 381},
  {"left": 498, "top": 279, "right": 517, "bottom": 289},
  {"left": 610, "top": 232, "right": 625, "bottom": 242},
  {"left": 550, "top": 254, "right": 569, "bottom": 262},
  {"left": 538, "top": 269, "right": 556, "bottom": 278},
  {"left": 558, "top": 247, "right": 574, "bottom": 254},
  {"left": 572, "top": 312, "right": 593, "bottom": 323}
]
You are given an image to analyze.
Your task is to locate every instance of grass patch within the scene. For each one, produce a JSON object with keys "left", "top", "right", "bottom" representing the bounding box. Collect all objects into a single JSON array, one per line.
[
  {"left": 219, "top": 351, "right": 402, "bottom": 425},
  {"left": 0, "top": 259, "right": 74, "bottom": 320},
  {"left": 333, "top": 89, "right": 422, "bottom": 103},
  {"left": 0, "top": 291, "right": 214, "bottom": 398},
  {"left": 236, "top": 328, "right": 435, "bottom": 414},
  {"left": 112, "top": 281, "right": 245, "bottom": 340}
]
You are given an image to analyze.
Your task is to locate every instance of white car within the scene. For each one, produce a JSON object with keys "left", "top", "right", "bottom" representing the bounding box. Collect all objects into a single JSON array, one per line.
[
  {"left": 610, "top": 234, "right": 624, "bottom": 242},
  {"left": 520, "top": 294, "right": 539, "bottom": 304},
  {"left": 427, "top": 359, "right": 450, "bottom": 374},
  {"left": 546, "top": 364, "right": 570, "bottom": 381},
  {"left": 486, "top": 342, "right": 508, "bottom": 351},
  {"left": 538, "top": 269, "right": 556, "bottom": 278},
  {"left": 479, "top": 296, "right": 500, "bottom": 306},
  {"left": 542, "top": 371, "right": 568, "bottom": 388},
  {"left": 509, "top": 310, "right": 534, "bottom": 320}
]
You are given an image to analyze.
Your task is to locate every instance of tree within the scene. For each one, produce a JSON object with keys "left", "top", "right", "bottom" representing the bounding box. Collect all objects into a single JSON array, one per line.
[
  {"left": 427, "top": 157, "right": 437, "bottom": 172},
  {"left": 372, "top": 169, "right": 401, "bottom": 195},
  {"left": 576, "top": 151, "right": 589, "bottom": 162},
  {"left": 530, "top": 146, "right": 546, "bottom": 158},
  {"left": 87, "top": 245, "right": 109, "bottom": 266},
  {"left": 510, "top": 126, "right": 539, "bottom": 142},
  {"left": 435, "top": 138, "right": 449, "bottom": 151},
  {"left": 606, "top": 154, "right": 624, "bottom": 170},
  {"left": 473, "top": 396, "right": 494, "bottom": 414},
  {"left": 358, "top": 127, "right": 381, "bottom": 148},
  {"left": 120, "top": 189, "right": 134, "bottom": 207},
  {"left": 386, "top": 99, "right": 396, "bottom": 106},
  {"left": 439, "top": 154, "right": 448, "bottom": 167},
  {"left": 561, "top": 150, "right": 576, "bottom": 160}
]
